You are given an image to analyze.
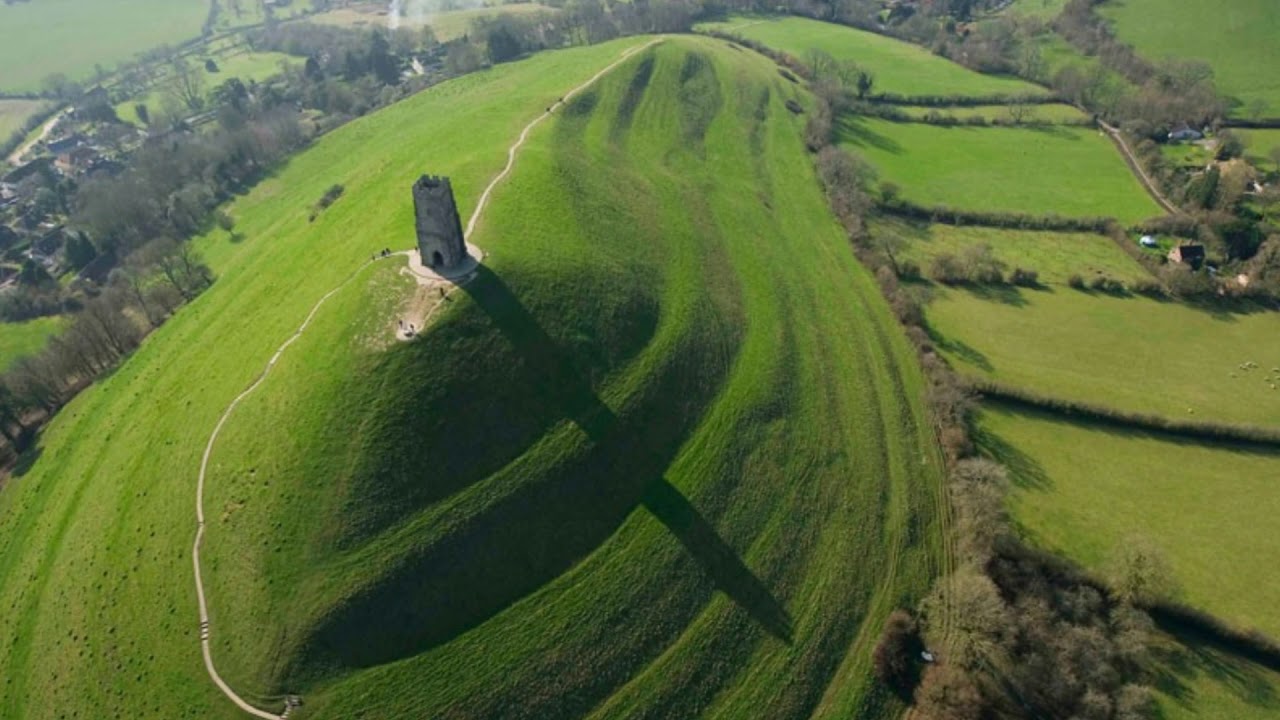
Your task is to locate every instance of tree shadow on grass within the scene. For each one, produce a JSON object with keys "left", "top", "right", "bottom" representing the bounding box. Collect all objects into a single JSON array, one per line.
[
  {"left": 959, "top": 282, "right": 1028, "bottom": 307},
  {"left": 1151, "top": 624, "right": 1280, "bottom": 717},
  {"left": 924, "top": 320, "right": 994, "bottom": 373},
  {"left": 835, "top": 115, "right": 904, "bottom": 154},
  {"left": 971, "top": 416, "right": 1050, "bottom": 491}
]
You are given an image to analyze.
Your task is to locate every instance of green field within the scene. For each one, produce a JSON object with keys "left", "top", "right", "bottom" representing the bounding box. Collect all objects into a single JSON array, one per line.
[
  {"left": 890, "top": 102, "right": 1088, "bottom": 123},
  {"left": 0, "top": 99, "right": 45, "bottom": 141},
  {"left": 310, "top": 2, "right": 555, "bottom": 41},
  {"left": 839, "top": 117, "right": 1162, "bottom": 222},
  {"left": 697, "top": 15, "right": 1046, "bottom": 98},
  {"left": 979, "top": 403, "right": 1280, "bottom": 638},
  {"left": 0, "top": 36, "right": 946, "bottom": 719},
  {"left": 873, "top": 217, "right": 1153, "bottom": 285},
  {"left": 1154, "top": 631, "right": 1280, "bottom": 720},
  {"left": 1239, "top": 128, "right": 1280, "bottom": 171},
  {"left": 929, "top": 288, "right": 1280, "bottom": 426},
  {"left": 115, "top": 50, "right": 300, "bottom": 125},
  {"left": 1004, "top": 0, "right": 1066, "bottom": 19},
  {"left": 1101, "top": 0, "right": 1280, "bottom": 118},
  {"left": 0, "top": 0, "right": 209, "bottom": 93},
  {"left": 0, "top": 316, "right": 64, "bottom": 371}
]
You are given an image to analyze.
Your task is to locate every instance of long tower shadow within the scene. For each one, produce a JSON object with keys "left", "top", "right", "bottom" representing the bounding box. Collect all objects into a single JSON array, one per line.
[
  {"left": 460, "top": 264, "right": 793, "bottom": 642},
  {"left": 294, "top": 263, "right": 790, "bottom": 679}
]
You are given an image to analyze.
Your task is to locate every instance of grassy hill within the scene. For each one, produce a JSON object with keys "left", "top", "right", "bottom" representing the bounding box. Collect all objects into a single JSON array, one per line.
[
  {"left": 0, "top": 35, "right": 946, "bottom": 719},
  {"left": 1100, "top": 0, "right": 1280, "bottom": 118},
  {"left": 0, "top": 317, "right": 64, "bottom": 372},
  {"left": 980, "top": 404, "right": 1280, "bottom": 637},
  {"left": 697, "top": 15, "right": 1046, "bottom": 98},
  {"left": 840, "top": 117, "right": 1162, "bottom": 222}
]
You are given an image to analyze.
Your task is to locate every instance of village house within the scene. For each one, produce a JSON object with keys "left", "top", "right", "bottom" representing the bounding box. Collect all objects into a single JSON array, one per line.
[
  {"left": 1168, "top": 124, "right": 1203, "bottom": 143},
  {"left": 1168, "top": 243, "right": 1206, "bottom": 269}
]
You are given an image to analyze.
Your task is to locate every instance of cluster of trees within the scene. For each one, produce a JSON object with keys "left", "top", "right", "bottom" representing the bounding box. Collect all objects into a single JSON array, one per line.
[
  {"left": 926, "top": 244, "right": 1039, "bottom": 287},
  {"left": 0, "top": 240, "right": 213, "bottom": 455}
]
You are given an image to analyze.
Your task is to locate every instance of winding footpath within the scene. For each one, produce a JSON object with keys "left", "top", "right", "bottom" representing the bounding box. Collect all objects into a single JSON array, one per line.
[{"left": 191, "top": 37, "right": 662, "bottom": 718}]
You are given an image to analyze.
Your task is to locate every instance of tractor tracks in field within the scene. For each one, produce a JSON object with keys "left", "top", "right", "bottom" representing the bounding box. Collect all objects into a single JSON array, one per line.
[{"left": 190, "top": 37, "right": 663, "bottom": 719}]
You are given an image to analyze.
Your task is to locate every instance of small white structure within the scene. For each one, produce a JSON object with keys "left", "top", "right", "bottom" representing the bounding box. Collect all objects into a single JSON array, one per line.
[
  {"left": 1168, "top": 124, "right": 1203, "bottom": 143},
  {"left": 921, "top": 650, "right": 936, "bottom": 663},
  {"left": 1139, "top": 235, "right": 1158, "bottom": 248}
]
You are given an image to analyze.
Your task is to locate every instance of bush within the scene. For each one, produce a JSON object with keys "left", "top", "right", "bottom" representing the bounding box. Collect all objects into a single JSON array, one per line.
[
  {"left": 1009, "top": 267, "right": 1039, "bottom": 287},
  {"left": 1089, "top": 275, "right": 1125, "bottom": 293},
  {"left": 1067, "top": 273, "right": 1086, "bottom": 289},
  {"left": 873, "top": 609, "right": 922, "bottom": 697},
  {"left": 896, "top": 259, "right": 921, "bottom": 281},
  {"left": 928, "top": 253, "right": 965, "bottom": 284}
]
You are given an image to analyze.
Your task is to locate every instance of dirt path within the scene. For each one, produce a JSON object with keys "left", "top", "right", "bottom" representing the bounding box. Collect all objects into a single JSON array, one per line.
[
  {"left": 6, "top": 108, "right": 67, "bottom": 167},
  {"left": 191, "top": 37, "right": 663, "bottom": 718},
  {"left": 1098, "top": 119, "right": 1182, "bottom": 217}
]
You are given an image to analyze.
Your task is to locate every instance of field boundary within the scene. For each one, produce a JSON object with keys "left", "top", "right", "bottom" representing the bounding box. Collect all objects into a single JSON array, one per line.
[
  {"left": 1098, "top": 119, "right": 1181, "bottom": 216},
  {"left": 971, "top": 379, "right": 1280, "bottom": 447},
  {"left": 190, "top": 37, "right": 663, "bottom": 718}
]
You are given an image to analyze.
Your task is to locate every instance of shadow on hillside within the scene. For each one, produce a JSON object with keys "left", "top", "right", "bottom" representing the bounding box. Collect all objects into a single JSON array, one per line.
[
  {"left": 959, "top": 282, "right": 1029, "bottom": 307},
  {"left": 288, "top": 263, "right": 788, "bottom": 681},
  {"left": 835, "top": 115, "right": 904, "bottom": 154},
  {"left": 643, "top": 478, "right": 793, "bottom": 642},
  {"left": 1151, "top": 625, "right": 1280, "bottom": 715},
  {"left": 925, "top": 321, "right": 994, "bottom": 373},
  {"left": 972, "top": 421, "right": 1050, "bottom": 491}
]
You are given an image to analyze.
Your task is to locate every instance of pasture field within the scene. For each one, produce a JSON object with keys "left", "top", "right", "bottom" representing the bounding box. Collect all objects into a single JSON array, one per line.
[
  {"left": 1239, "top": 128, "right": 1280, "bottom": 171},
  {"left": 0, "top": 100, "right": 46, "bottom": 142},
  {"left": 115, "top": 50, "right": 300, "bottom": 125},
  {"left": 309, "top": 2, "right": 555, "bottom": 40},
  {"left": 0, "top": 0, "right": 208, "bottom": 93},
  {"left": 928, "top": 288, "right": 1280, "bottom": 426},
  {"left": 872, "top": 217, "right": 1152, "bottom": 285},
  {"left": 1153, "top": 631, "right": 1280, "bottom": 720},
  {"left": 0, "top": 35, "right": 945, "bottom": 719},
  {"left": 0, "top": 316, "right": 64, "bottom": 371},
  {"left": 1004, "top": 0, "right": 1066, "bottom": 19},
  {"left": 978, "top": 403, "right": 1280, "bottom": 638},
  {"left": 697, "top": 15, "right": 1046, "bottom": 98},
  {"left": 839, "top": 117, "right": 1163, "bottom": 222},
  {"left": 889, "top": 102, "right": 1088, "bottom": 124},
  {"left": 1101, "top": 0, "right": 1280, "bottom": 118}
]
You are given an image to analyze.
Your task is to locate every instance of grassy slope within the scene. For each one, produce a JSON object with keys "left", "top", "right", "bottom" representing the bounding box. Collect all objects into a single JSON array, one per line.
[
  {"left": 0, "top": 317, "right": 64, "bottom": 371},
  {"left": 697, "top": 15, "right": 1045, "bottom": 98},
  {"left": 0, "top": 0, "right": 208, "bottom": 93},
  {"left": 1152, "top": 630, "right": 1280, "bottom": 720},
  {"left": 839, "top": 116, "right": 1162, "bottom": 222},
  {"left": 0, "top": 36, "right": 946, "bottom": 720},
  {"left": 978, "top": 403, "right": 1280, "bottom": 638},
  {"left": 0, "top": 39, "right": 661, "bottom": 720},
  {"left": 202, "top": 36, "right": 946, "bottom": 719},
  {"left": 1239, "top": 128, "right": 1280, "bottom": 171},
  {"left": 928, "top": 288, "right": 1280, "bottom": 426},
  {"left": 873, "top": 217, "right": 1152, "bottom": 285},
  {"left": 1100, "top": 0, "right": 1280, "bottom": 117},
  {"left": 0, "top": 100, "right": 45, "bottom": 141},
  {"left": 1005, "top": 0, "right": 1066, "bottom": 19}
]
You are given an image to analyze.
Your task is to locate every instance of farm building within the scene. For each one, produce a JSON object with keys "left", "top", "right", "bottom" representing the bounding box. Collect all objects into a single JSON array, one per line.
[
  {"left": 1168, "top": 124, "right": 1203, "bottom": 143},
  {"left": 1168, "top": 243, "right": 1206, "bottom": 269}
]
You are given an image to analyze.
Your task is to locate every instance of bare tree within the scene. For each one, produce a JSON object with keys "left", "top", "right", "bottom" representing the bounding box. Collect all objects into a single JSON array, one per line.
[{"left": 166, "top": 58, "right": 207, "bottom": 113}]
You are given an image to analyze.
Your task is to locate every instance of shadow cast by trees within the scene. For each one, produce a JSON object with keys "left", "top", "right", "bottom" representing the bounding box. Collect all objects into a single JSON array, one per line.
[
  {"left": 924, "top": 320, "right": 994, "bottom": 373},
  {"left": 289, "top": 263, "right": 790, "bottom": 681},
  {"left": 835, "top": 115, "right": 904, "bottom": 154},
  {"left": 1151, "top": 625, "right": 1280, "bottom": 716},
  {"left": 972, "top": 418, "right": 1050, "bottom": 491}
]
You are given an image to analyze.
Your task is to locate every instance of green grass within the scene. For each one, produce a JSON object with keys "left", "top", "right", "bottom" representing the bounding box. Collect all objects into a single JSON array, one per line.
[
  {"left": 1100, "top": 0, "right": 1280, "bottom": 118},
  {"left": 890, "top": 102, "right": 1088, "bottom": 123},
  {"left": 1152, "top": 630, "right": 1280, "bottom": 720},
  {"left": 1004, "top": 0, "right": 1066, "bottom": 19},
  {"left": 114, "top": 50, "right": 300, "bottom": 125},
  {"left": 696, "top": 15, "right": 1046, "bottom": 98},
  {"left": 309, "top": 2, "right": 556, "bottom": 41},
  {"left": 978, "top": 403, "right": 1280, "bottom": 638},
  {"left": 0, "top": 316, "right": 64, "bottom": 371},
  {"left": 872, "top": 217, "right": 1153, "bottom": 285},
  {"left": 0, "top": 99, "right": 45, "bottom": 141},
  {"left": 0, "top": 0, "right": 209, "bottom": 93},
  {"left": 1239, "top": 128, "right": 1280, "bottom": 171},
  {"left": 839, "top": 116, "right": 1163, "bottom": 222},
  {"left": 928, "top": 288, "right": 1280, "bottom": 426},
  {"left": 0, "top": 36, "right": 945, "bottom": 719}
]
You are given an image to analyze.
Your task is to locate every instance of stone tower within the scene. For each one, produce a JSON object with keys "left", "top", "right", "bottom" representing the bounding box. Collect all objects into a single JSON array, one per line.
[{"left": 413, "top": 175, "right": 466, "bottom": 270}]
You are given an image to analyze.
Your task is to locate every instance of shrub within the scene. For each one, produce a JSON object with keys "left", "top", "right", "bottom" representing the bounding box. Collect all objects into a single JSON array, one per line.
[
  {"left": 928, "top": 253, "right": 965, "bottom": 284},
  {"left": 872, "top": 609, "right": 922, "bottom": 696},
  {"left": 1067, "top": 273, "right": 1086, "bottom": 289},
  {"left": 1009, "top": 267, "right": 1039, "bottom": 287},
  {"left": 896, "top": 259, "right": 921, "bottom": 281}
]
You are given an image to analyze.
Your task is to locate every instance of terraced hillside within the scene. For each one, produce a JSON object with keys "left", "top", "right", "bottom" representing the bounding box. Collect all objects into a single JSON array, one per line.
[{"left": 0, "top": 35, "right": 946, "bottom": 720}]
